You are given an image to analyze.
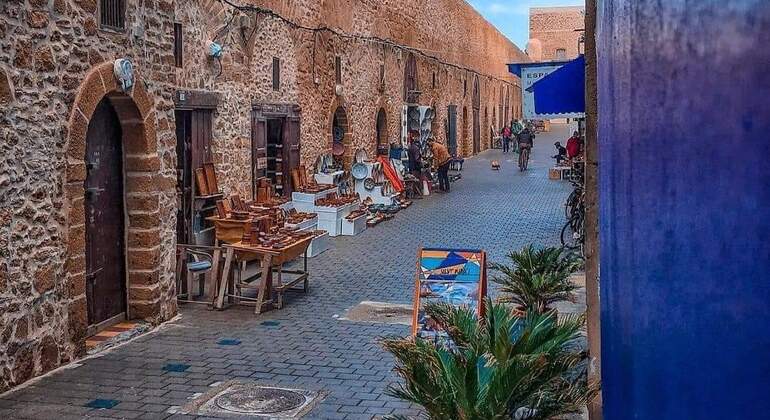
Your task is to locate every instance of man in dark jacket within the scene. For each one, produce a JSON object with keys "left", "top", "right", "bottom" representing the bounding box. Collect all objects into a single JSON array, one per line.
[{"left": 408, "top": 137, "right": 422, "bottom": 177}]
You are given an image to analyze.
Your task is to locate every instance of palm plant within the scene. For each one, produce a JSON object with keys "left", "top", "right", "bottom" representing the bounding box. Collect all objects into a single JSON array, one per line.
[
  {"left": 382, "top": 301, "right": 598, "bottom": 420},
  {"left": 491, "top": 245, "right": 582, "bottom": 313}
]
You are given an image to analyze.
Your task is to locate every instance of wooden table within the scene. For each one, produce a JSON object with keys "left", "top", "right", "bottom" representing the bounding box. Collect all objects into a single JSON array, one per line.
[{"left": 214, "top": 237, "right": 312, "bottom": 314}]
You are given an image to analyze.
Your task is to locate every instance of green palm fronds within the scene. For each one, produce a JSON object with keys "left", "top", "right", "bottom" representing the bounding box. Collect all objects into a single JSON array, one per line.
[
  {"left": 491, "top": 245, "right": 582, "bottom": 313},
  {"left": 381, "top": 301, "right": 598, "bottom": 420}
]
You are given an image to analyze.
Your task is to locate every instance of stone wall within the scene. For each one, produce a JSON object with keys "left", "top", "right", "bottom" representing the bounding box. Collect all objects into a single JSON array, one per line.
[
  {"left": 178, "top": 0, "right": 527, "bottom": 196},
  {"left": 0, "top": 0, "right": 525, "bottom": 392},
  {"left": 0, "top": 0, "right": 178, "bottom": 392},
  {"left": 529, "top": 6, "right": 585, "bottom": 62}
]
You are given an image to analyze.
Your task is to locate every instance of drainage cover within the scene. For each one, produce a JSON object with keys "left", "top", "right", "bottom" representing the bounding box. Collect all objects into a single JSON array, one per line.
[
  {"left": 182, "top": 381, "right": 324, "bottom": 418},
  {"left": 215, "top": 387, "right": 306, "bottom": 414}
]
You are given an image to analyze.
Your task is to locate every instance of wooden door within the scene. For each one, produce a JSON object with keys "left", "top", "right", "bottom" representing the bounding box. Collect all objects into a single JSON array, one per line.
[
  {"left": 175, "top": 110, "right": 192, "bottom": 244},
  {"left": 251, "top": 114, "right": 267, "bottom": 196},
  {"left": 283, "top": 116, "right": 301, "bottom": 195},
  {"left": 85, "top": 98, "right": 126, "bottom": 326},
  {"left": 191, "top": 110, "right": 213, "bottom": 171},
  {"left": 447, "top": 105, "right": 457, "bottom": 156},
  {"left": 473, "top": 109, "right": 480, "bottom": 154}
]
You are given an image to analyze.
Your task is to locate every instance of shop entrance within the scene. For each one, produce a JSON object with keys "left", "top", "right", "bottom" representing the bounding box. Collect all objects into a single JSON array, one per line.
[
  {"left": 462, "top": 106, "right": 468, "bottom": 156},
  {"left": 332, "top": 106, "right": 350, "bottom": 168},
  {"left": 174, "top": 91, "right": 218, "bottom": 246},
  {"left": 376, "top": 108, "right": 387, "bottom": 156},
  {"left": 252, "top": 103, "right": 301, "bottom": 196},
  {"left": 446, "top": 105, "right": 457, "bottom": 156},
  {"left": 472, "top": 77, "right": 481, "bottom": 154},
  {"left": 84, "top": 98, "right": 126, "bottom": 328}
]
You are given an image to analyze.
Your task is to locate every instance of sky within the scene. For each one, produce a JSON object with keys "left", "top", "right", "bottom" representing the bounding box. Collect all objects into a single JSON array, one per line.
[{"left": 468, "top": 0, "right": 585, "bottom": 50}]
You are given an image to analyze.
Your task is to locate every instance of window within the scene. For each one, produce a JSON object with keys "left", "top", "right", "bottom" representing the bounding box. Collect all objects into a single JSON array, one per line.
[
  {"left": 556, "top": 48, "right": 567, "bottom": 60},
  {"left": 335, "top": 56, "right": 342, "bottom": 84},
  {"left": 272, "top": 57, "right": 280, "bottom": 91},
  {"left": 173, "top": 23, "right": 183, "bottom": 68},
  {"left": 432, "top": 72, "right": 436, "bottom": 89},
  {"left": 464, "top": 79, "right": 467, "bottom": 96},
  {"left": 100, "top": 0, "right": 126, "bottom": 30}
]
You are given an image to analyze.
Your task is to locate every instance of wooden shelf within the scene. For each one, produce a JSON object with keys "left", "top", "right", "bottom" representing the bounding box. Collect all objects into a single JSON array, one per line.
[{"left": 195, "top": 193, "right": 224, "bottom": 200}]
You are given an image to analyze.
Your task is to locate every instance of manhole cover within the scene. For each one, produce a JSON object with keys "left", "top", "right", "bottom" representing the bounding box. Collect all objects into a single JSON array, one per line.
[
  {"left": 215, "top": 387, "right": 306, "bottom": 414},
  {"left": 182, "top": 381, "right": 324, "bottom": 418}
]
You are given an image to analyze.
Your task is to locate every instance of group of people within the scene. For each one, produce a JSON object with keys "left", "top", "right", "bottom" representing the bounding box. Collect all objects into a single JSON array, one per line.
[
  {"left": 407, "top": 133, "right": 453, "bottom": 193},
  {"left": 499, "top": 120, "right": 535, "bottom": 155},
  {"left": 553, "top": 130, "right": 583, "bottom": 164}
]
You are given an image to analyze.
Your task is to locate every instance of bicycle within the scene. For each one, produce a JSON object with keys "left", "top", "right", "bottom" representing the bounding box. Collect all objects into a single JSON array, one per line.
[{"left": 518, "top": 144, "right": 531, "bottom": 171}]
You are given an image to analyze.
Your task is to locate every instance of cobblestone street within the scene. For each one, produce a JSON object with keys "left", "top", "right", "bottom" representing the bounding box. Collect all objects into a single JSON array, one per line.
[{"left": 0, "top": 125, "right": 575, "bottom": 420}]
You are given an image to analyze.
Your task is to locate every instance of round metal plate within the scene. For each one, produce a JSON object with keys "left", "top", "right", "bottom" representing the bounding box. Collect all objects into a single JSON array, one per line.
[{"left": 215, "top": 387, "right": 306, "bottom": 414}]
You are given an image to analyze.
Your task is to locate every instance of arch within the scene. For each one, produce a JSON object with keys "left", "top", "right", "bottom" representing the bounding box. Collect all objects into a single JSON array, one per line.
[
  {"left": 404, "top": 53, "right": 419, "bottom": 103},
  {"left": 472, "top": 76, "right": 481, "bottom": 110},
  {"left": 331, "top": 105, "right": 351, "bottom": 168},
  {"left": 64, "top": 61, "right": 168, "bottom": 344},
  {"left": 375, "top": 108, "right": 387, "bottom": 156},
  {"left": 472, "top": 76, "right": 481, "bottom": 154},
  {"left": 462, "top": 106, "right": 468, "bottom": 157}
]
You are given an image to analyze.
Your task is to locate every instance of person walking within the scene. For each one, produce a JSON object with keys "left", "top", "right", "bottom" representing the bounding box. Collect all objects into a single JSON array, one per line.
[
  {"left": 430, "top": 140, "right": 452, "bottom": 193},
  {"left": 502, "top": 125, "right": 512, "bottom": 153}
]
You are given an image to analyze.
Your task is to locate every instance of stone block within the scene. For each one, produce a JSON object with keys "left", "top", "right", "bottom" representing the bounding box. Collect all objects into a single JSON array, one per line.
[
  {"left": 125, "top": 155, "right": 161, "bottom": 172},
  {"left": 128, "top": 285, "right": 161, "bottom": 301},
  {"left": 128, "top": 211, "right": 161, "bottom": 230},
  {"left": 34, "top": 46, "right": 55, "bottom": 72},
  {"left": 67, "top": 298, "right": 87, "bottom": 341},
  {"left": 67, "top": 225, "right": 85, "bottom": 255},
  {"left": 33, "top": 265, "right": 56, "bottom": 294},
  {"left": 129, "top": 269, "right": 160, "bottom": 287},
  {"left": 66, "top": 109, "right": 89, "bottom": 159},
  {"left": 126, "top": 195, "right": 159, "bottom": 212},
  {"left": 128, "top": 248, "right": 160, "bottom": 270},
  {"left": 65, "top": 272, "right": 86, "bottom": 299},
  {"left": 128, "top": 228, "right": 161, "bottom": 249},
  {"left": 64, "top": 253, "right": 85, "bottom": 275},
  {"left": 66, "top": 161, "right": 86, "bottom": 182},
  {"left": 72, "top": 71, "right": 106, "bottom": 120},
  {"left": 39, "top": 335, "right": 60, "bottom": 372},
  {"left": 129, "top": 300, "right": 161, "bottom": 321}
]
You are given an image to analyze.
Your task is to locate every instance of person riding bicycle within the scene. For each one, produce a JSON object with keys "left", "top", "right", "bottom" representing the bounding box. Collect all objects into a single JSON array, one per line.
[{"left": 517, "top": 127, "right": 535, "bottom": 171}]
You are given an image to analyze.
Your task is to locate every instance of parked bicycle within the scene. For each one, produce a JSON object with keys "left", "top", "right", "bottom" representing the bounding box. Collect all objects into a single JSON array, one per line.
[{"left": 561, "top": 161, "right": 586, "bottom": 255}]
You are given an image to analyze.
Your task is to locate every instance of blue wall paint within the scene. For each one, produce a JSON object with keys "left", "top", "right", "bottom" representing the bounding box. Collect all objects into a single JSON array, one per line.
[{"left": 597, "top": 1, "right": 770, "bottom": 419}]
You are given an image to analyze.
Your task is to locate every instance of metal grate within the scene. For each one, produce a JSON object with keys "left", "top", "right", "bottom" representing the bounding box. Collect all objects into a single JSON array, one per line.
[
  {"left": 174, "top": 23, "right": 183, "bottom": 68},
  {"left": 272, "top": 57, "right": 280, "bottom": 91},
  {"left": 100, "top": 0, "right": 125, "bottom": 30}
]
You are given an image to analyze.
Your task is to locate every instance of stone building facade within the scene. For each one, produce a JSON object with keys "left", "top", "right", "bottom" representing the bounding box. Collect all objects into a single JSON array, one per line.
[
  {"left": 528, "top": 6, "right": 585, "bottom": 62},
  {"left": 0, "top": 0, "right": 525, "bottom": 392}
]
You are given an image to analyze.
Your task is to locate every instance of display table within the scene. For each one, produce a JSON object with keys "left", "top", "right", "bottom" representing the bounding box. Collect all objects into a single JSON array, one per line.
[
  {"left": 292, "top": 187, "right": 338, "bottom": 212},
  {"left": 314, "top": 170, "right": 344, "bottom": 186},
  {"left": 206, "top": 217, "right": 254, "bottom": 244},
  {"left": 315, "top": 200, "right": 359, "bottom": 237},
  {"left": 214, "top": 237, "right": 312, "bottom": 314}
]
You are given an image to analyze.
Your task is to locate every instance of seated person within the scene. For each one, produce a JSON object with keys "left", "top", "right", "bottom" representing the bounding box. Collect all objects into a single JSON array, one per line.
[{"left": 553, "top": 142, "right": 567, "bottom": 164}]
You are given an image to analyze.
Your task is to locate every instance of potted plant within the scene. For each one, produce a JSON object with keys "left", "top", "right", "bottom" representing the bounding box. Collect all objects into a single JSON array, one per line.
[
  {"left": 381, "top": 301, "right": 598, "bottom": 420},
  {"left": 491, "top": 245, "right": 582, "bottom": 314}
]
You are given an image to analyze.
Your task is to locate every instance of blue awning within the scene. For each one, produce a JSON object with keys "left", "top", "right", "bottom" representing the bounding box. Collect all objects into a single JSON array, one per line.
[{"left": 526, "top": 55, "right": 585, "bottom": 115}]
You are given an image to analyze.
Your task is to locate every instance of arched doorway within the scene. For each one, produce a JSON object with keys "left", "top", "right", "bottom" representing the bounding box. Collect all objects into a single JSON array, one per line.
[
  {"left": 404, "top": 53, "right": 419, "bottom": 104},
  {"left": 85, "top": 97, "right": 127, "bottom": 326},
  {"left": 462, "top": 106, "right": 468, "bottom": 156},
  {"left": 65, "top": 61, "right": 166, "bottom": 339},
  {"left": 504, "top": 87, "right": 511, "bottom": 126},
  {"left": 376, "top": 108, "right": 387, "bottom": 156},
  {"left": 332, "top": 106, "right": 350, "bottom": 167},
  {"left": 472, "top": 76, "right": 481, "bottom": 154}
]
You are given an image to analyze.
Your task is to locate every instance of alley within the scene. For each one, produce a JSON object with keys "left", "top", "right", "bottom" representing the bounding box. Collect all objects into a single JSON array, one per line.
[{"left": 0, "top": 125, "right": 575, "bottom": 420}]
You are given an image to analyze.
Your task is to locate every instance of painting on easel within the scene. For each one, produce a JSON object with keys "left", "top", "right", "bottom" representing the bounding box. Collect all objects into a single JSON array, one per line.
[{"left": 411, "top": 247, "right": 487, "bottom": 341}]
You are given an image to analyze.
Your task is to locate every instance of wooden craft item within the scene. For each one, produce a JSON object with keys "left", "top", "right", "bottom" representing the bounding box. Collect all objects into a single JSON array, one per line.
[
  {"left": 203, "top": 163, "right": 219, "bottom": 194},
  {"left": 216, "top": 200, "right": 228, "bottom": 219},
  {"left": 195, "top": 168, "right": 210, "bottom": 196},
  {"left": 231, "top": 194, "right": 245, "bottom": 211},
  {"left": 291, "top": 167, "right": 303, "bottom": 191},
  {"left": 299, "top": 165, "right": 308, "bottom": 187}
]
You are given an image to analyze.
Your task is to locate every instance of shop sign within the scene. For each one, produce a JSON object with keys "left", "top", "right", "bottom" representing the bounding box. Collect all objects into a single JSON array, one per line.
[{"left": 521, "top": 64, "right": 562, "bottom": 120}]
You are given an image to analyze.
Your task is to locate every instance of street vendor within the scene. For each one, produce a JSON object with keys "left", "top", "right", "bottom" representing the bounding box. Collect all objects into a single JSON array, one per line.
[
  {"left": 430, "top": 140, "right": 452, "bottom": 193},
  {"left": 566, "top": 131, "right": 582, "bottom": 159},
  {"left": 407, "top": 133, "right": 422, "bottom": 178}
]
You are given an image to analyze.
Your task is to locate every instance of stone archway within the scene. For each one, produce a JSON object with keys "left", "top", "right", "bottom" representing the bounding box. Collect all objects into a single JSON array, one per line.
[
  {"left": 375, "top": 108, "right": 387, "bottom": 156},
  {"left": 330, "top": 104, "right": 351, "bottom": 168},
  {"left": 64, "top": 62, "right": 170, "bottom": 349}
]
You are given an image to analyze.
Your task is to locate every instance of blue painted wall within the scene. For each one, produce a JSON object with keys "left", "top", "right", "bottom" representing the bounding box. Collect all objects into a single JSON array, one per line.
[{"left": 597, "top": 1, "right": 770, "bottom": 419}]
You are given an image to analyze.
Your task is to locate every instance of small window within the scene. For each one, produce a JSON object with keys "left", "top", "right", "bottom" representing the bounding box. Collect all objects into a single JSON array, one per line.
[
  {"left": 173, "top": 23, "right": 183, "bottom": 68},
  {"left": 432, "top": 72, "right": 436, "bottom": 89},
  {"left": 100, "top": 0, "right": 126, "bottom": 30},
  {"left": 556, "top": 48, "right": 567, "bottom": 60},
  {"left": 379, "top": 64, "right": 385, "bottom": 84},
  {"left": 272, "top": 57, "right": 280, "bottom": 91},
  {"left": 464, "top": 79, "right": 467, "bottom": 96},
  {"left": 335, "top": 56, "right": 342, "bottom": 84}
]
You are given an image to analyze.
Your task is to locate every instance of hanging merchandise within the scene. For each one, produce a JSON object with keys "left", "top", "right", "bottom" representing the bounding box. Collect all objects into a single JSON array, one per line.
[{"left": 376, "top": 156, "right": 404, "bottom": 192}]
